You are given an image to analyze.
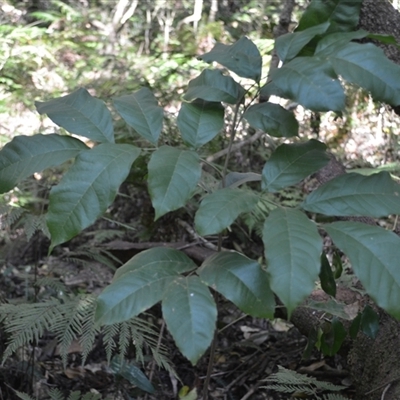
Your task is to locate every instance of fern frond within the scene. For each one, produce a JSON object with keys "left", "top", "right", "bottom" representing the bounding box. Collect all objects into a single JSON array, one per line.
[
  {"left": 51, "top": 295, "right": 97, "bottom": 366},
  {"left": 263, "top": 366, "right": 348, "bottom": 399},
  {"left": 127, "top": 317, "right": 175, "bottom": 375},
  {"left": 323, "top": 395, "right": 350, "bottom": 400},
  {"left": 79, "top": 296, "right": 98, "bottom": 365},
  {"left": 14, "top": 390, "right": 34, "bottom": 400},
  {"left": 48, "top": 388, "right": 64, "bottom": 400},
  {"left": 102, "top": 323, "right": 119, "bottom": 363},
  {"left": 1, "top": 299, "right": 63, "bottom": 361},
  {"left": 1, "top": 295, "right": 97, "bottom": 366},
  {"left": 118, "top": 320, "right": 131, "bottom": 357},
  {"left": 35, "top": 276, "right": 68, "bottom": 295},
  {"left": 23, "top": 213, "right": 42, "bottom": 240},
  {"left": 1, "top": 205, "right": 25, "bottom": 228}
]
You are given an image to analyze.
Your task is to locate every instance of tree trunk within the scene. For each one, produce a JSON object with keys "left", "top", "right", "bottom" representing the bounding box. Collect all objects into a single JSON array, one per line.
[{"left": 288, "top": 2, "right": 400, "bottom": 398}]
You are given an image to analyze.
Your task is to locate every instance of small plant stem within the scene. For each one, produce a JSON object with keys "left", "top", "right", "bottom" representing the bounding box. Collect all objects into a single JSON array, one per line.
[
  {"left": 203, "top": 99, "right": 244, "bottom": 400},
  {"left": 202, "top": 306, "right": 219, "bottom": 400},
  {"left": 144, "top": 320, "right": 166, "bottom": 400},
  {"left": 222, "top": 101, "right": 243, "bottom": 187}
]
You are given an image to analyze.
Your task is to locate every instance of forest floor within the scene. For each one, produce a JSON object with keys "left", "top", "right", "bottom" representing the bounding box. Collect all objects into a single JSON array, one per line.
[{"left": 0, "top": 198, "right": 355, "bottom": 400}]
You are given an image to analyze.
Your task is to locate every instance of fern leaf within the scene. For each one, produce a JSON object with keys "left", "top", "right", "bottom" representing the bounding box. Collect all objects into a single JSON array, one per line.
[
  {"left": 1, "top": 299, "right": 63, "bottom": 361},
  {"left": 118, "top": 320, "right": 131, "bottom": 357},
  {"left": 67, "top": 391, "right": 84, "bottom": 400},
  {"left": 48, "top": 388, "right": 65, "bottom": 400},
  {"left": 14, "top": 391, "right": 34, "bottom": 400},
  {"left": 323, "top": 395, "right": 350, "bottom": 400},
  {"left": 79, "top": 296, "right": 98, "bottom": 365},
  {"left": 35, "top": 276, "right": 67, "bottom": 294},
  {"left": 263, "top": 366, "right": 348, "bottom": 399},
  {"left": 23, "top": 213, "right": 42, "bottom": 241},
  {"left": 2, "top": 205, "right": 25, "bottom": 228},
  {"left": 52, "top": 295, "right": 97, "bottom": 366},
  {"left": 102, "top": 323, "right": 119, "bottom": 363}
]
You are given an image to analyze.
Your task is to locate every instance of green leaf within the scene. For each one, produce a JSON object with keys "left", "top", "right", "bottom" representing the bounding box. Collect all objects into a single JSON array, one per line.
[
  {"left": 110, "top": 357, "right": 155, "bottom": 393},
  {"left": 320, "top": 318, "right": 347, "bottom": 356},
  {"left": 177, "top": 100, "right": 224, "bottom": 148},
  {"left": 315, "top": 30, "right": 368, "bottom": 57},
  {"left": 302, "top": 172, "right": 400, "bottom": 217},
  {"left": 276, "top": 22, "right": 330, "bottom": 63},
  {"left": 324, "top": 222, "right": 400, "bottom": 319},
  {"left": 319, "top": 253, "right": 336, "bottom": 297},
  {"left": 198, "top": 36, "right": 262, "bottom": 82},
  {"left": 183, "top": 69, "right": 246, "bottom": 104},
  {"left": 222, "top": 172, "right": 261, "bottom": 189},
  {"left": 243, "top": 103, "right": 298, "bottom": 137},
  {"left": 0, "top": 134, "right": 87, "bottom": 194},
  {"left": 359, "top": 305, "right": 379, "bottom": 339},
  {"left": 270, "top": 57, "right": 345, "bottom": 112},
  {"left": 162, "top": 276, "right": 217, "bottom": 365},
  {"left": 330, "top": 43, "right": 400, "bottom": 106},
  {"left": 349, "top": 313, "right": 361, "bottom": 339},
  {"left": 47, "top": 143, "right": 140, "bottom": 250},
  {"left": 96, "top": 248, "right": 197, "bottom": 325},
  {"left": 195, "top": 188, "right": 259, "bottom": 236},
  {"left": 113, "top": 88, "right": 163, "bottom": 145},
  {"left": 148, "top": 146, "right": 202, "bottom": 220},
  {"left": 332, "top": 251, "right": 343, "bottom": 279},
  {"left": 262, "top": 208, "right": 322, "bottom": 316},
  {"left": 35, "top": 88, "right": 114, "bottom": 143},
  {"left": 367, "top": 33, "right": 400, "bottom": 48},
  {"left": 307, "top": 299, "right": 352, "bottom": 320},
  {"left": 199, "top": 251, "right": 275, "bottom": 318},
  {"left": 297, "top": 0, "right": 363, "bottom": 32},
  {"left": 262, "top": 140, "right": 330, "bottom": 192}
]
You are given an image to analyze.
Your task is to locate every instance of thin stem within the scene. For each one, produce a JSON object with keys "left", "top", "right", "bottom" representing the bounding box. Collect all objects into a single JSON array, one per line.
[
  {"left": 202, "top": 307, "right": 219, "bottom": 400},
  {"left": 221, "top": 101, "right": 243, "bottom": 187},
  {"left": 202, "top": 97, "right": 245, "bottom": 400}
]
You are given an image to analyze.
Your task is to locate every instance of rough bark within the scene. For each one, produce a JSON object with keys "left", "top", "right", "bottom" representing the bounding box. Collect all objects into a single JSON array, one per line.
[{"left": 287, "top": 2, "right": 400, "bottom": 399}]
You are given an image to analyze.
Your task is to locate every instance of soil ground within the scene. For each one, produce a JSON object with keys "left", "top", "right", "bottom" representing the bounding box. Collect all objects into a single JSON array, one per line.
[{"left": 0, "top": 194, "right": 354, "bottom": 400}]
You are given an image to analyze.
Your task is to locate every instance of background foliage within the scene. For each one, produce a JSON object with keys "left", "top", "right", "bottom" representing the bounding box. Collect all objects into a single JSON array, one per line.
[{"left": 2, "top": 1, "right": 400, "bottom": 399}]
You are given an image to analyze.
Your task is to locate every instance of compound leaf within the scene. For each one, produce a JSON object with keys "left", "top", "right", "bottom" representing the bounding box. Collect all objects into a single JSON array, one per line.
[
  {"left": 195, "top": 188, "right": 259, "bottom": 236},
  {"left": 96, "top": 247, "right": 196, "bottom": 325},
  {"left": 324, "top": 222, "right": 400, "bottom": 319},
  {"left": 223, "top": 172, "right": 261, "bottom": 189},
  {"left": 47, "top": 143, "right": 140, "bottom": 250},
  {"left": 0, "top": 134, "right": 87, "bottom": 194},
  {"left": 199, "top": 251, "right": 275, "bottom": 318},
  {"left": 162, "top": 276, "right": 217, "bottom": 365},
  {"left": 183, "top": 69, "right": 246, "bottom": 104},
  {"left": 113, "top": 88, "right": 163, "bottom": 145},
  {"left": 330, "top": 43, "right": 400, "bottom": 106},
  {"left": 199, "top": 36, "right": 262, "bottom": 82},
  {"left": 36, "top": 88, "right": 114, "bottom": 143},
  {"left": 297, "top": 0, "right": 363, "bottom": 32},
  {"left": 262, "top": 140, "right": 330, "bottom": 192},
  {"left": 263, "top": 208, "right": 322, "bottom": 317},
  {"left": 177, "top": 100, "right": 224, "bottom": 148},
  {"left": 315, "top": 30, "right": 368, "bottom": 57},
  {"left": 302, "top": 172, "right": 400, "bottom": 217},
  {"left": 243, "top": 103, "right": 298, "bottom": 137},
  {"left": 270, "top": 57, "right": 345, "bottom": 112},
  {"left": 276, "top": 22, "right": 330, "bottom": 63},
  {"left": 148, "top": 146, "right": 201, "bottom": 220}
]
